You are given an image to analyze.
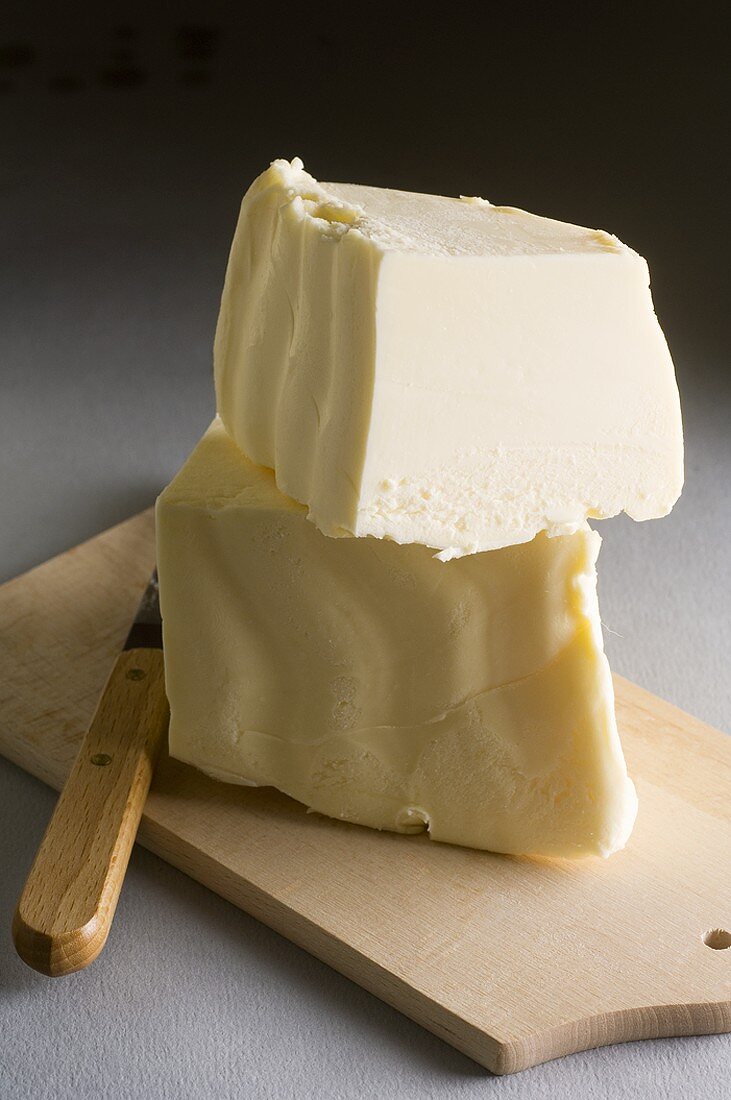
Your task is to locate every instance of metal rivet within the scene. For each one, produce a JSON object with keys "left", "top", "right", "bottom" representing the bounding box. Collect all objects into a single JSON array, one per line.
[
  {"left": 126, "top": 668, "right": 146, "bottom": 681},
  {"left": 90, "top": 753, "right": 112, "bottom": 767}
]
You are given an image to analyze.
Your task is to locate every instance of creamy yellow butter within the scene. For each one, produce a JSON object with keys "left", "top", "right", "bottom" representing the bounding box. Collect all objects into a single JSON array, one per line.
[
  {"left": 156, "top": 420, "right": 637, "bottom": 858},
  {"left": 214, "top": 158, "right": 683, "bottom": 559}
]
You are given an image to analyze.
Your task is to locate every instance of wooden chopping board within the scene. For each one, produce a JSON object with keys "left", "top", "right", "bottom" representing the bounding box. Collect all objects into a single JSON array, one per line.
[{"left": 1, "top": 510, "right": 729, "bottom": 1075}]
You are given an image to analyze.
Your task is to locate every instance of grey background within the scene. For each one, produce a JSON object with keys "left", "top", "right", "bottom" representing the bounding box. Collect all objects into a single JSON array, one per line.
[{"left": 1, "top": 4, "right": 729, "bottom": 1098}]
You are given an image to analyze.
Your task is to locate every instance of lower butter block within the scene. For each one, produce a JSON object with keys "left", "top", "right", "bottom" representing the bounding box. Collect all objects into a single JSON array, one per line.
[{"left": 156, "top": 419, "right": 637, "bottom": 858}]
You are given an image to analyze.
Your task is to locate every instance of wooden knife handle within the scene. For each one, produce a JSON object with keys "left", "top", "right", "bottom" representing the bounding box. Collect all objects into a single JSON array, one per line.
[{"left": 12, "top": 647, "right": 169, "bottom": 977}]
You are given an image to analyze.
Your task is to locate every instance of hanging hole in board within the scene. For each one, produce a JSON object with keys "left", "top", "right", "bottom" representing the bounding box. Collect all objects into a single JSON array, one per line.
[{"left": 702, "top": 928, "right": 731, "bottom": 950}]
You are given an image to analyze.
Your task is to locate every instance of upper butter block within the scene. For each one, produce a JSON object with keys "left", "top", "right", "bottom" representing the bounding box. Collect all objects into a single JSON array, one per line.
[{"left": 214, "top": 158, "right": 684, "bottom": 557}]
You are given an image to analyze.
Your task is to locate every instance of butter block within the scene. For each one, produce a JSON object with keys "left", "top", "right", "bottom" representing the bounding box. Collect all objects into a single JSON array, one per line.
[
  {"left": 156, "top": 420, "right": 637, "bottom": 858},
  {"left": 214, "top": 158, "right": 683, "bottom": 558}
]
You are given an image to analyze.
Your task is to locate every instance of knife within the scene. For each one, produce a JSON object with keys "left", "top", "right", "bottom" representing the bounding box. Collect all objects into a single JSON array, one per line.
[{"left": 12, "top": 571, "right": 169, "bottom": 977}]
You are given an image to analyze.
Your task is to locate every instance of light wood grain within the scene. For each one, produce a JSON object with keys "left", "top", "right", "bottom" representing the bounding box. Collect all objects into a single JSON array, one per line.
[
  {"left": 0, "top": 511, "right": 729, "bottom": 1073},
  {"left": 13, "top": 646, "right": 169, "bottom": 976}
]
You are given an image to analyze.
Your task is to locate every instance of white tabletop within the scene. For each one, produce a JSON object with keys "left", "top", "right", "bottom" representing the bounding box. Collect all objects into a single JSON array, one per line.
[{"left": 1, "top": 8, "right": 729, "bottom": 1098}]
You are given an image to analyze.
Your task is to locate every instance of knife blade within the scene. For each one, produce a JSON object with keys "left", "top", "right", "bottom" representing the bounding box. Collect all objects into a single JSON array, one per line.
[{"left": 124, "top": 568, "right": 163, "bottom": 651}]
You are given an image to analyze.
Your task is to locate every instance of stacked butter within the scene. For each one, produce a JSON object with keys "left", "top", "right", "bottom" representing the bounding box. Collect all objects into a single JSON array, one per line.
[{"left": 156, "top": 158, "right": 683, "bottom": 859}]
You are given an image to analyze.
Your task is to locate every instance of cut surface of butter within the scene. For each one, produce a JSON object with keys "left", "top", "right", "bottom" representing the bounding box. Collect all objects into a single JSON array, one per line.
[
  {"left": 156, "top": 420, "right": 637, "bottom": 858},
  {"left": 214, "top": 158, "right": 683, "bottom": 558}
]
